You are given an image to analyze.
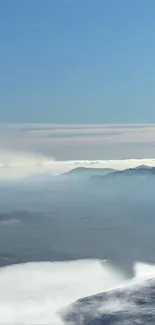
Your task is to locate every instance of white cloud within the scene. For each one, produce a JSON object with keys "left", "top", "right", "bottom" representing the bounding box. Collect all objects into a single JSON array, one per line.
[{"left": 0, "top": 259, "right": 125, "bottom": 325}]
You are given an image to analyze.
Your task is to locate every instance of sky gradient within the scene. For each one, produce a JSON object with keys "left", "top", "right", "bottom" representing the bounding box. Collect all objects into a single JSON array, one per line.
[{"left": 0, "top": 0, "right": 155, "bottom": 123}]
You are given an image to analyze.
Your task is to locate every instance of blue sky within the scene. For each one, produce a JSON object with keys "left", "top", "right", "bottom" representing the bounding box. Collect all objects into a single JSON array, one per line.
[{"left": 0, "top": 0, "right": 155, "bottom": 123}]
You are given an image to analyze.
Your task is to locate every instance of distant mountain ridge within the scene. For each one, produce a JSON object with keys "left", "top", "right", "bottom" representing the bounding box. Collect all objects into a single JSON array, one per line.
[
  {"left": 90, "top": 165, "right": 155, "bottom": 180},
  {"left": 106, "top": 165, "right": 155, "bottom": 177},
  {"left": 62, "top": 167, "right": 115, "bottom": 178},
  {"left": 61, "top": 165, "right": 155, "bottom": 182}
]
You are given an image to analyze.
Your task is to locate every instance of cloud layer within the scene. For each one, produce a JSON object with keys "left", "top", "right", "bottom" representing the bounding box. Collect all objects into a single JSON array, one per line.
[
  {"left": 0, "top": 123, "right": 155, "bottom": 179},
  {"left": 1, "top": 123, "right": 155, "bottom": 160}
]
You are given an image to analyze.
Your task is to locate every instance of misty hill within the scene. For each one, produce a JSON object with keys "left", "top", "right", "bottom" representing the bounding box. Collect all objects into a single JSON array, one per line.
[
  {"left": 89, "top": 165, "right": 155, "bottom": 202},
  {"left": 62, "top": 167, "right": 115, "bottom": 179},
  {"left": 92, "top": 165, "right": 155, "bottom": 180},
  {"left": 113, "top": 165, "right": 155, "bottom": 176}
]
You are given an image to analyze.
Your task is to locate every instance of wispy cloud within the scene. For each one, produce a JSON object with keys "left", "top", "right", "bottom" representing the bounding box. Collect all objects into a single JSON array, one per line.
[{"left": 0, "top": 123, "right": 155, "bottom": 160}]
